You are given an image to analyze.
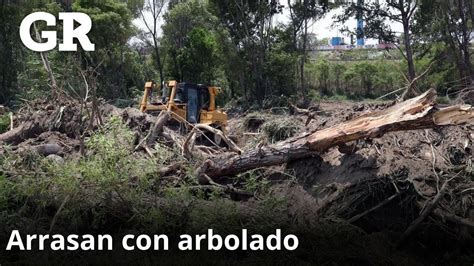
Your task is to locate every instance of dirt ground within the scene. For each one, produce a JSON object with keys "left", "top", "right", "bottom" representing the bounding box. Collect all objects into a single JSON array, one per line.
[
  {"left": 226, "top": 100, "right": 473, "bottom": 264},
  {"left": 0, "top": 98, "right": 473, "bottom": 265}
]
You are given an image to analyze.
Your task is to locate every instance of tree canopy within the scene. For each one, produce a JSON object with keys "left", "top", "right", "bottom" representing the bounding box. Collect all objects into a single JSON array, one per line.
[{"left": 1, "top": 0, "right": 473, "bottom": 106}]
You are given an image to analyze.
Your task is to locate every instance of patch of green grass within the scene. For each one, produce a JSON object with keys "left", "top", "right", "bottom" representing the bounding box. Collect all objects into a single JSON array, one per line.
[
  {"left": 436, "top": 96, "right": 451, "bottom": 104},
  {"left": 262, "top": 118, "right": 301, "bottom": 143},
  {"left": 309, "top": 89, "right": 322, "bottom": 102},
  {"left": 0, "top": 117, "right": 171, "bottom": 228},
  {"left": 327, "top": 94, "right": 349, "bottom": 101},
  {"left": 0, "top": 174, "right": 13, "bottom": 210},
  {"left": 237, "top": 169, "right": 270, "bottom": 193},
  {"left": 0, "top": 113, "right": 10, "bottom": 134},
  {"left": 243, "top": 112, "right": 266, "bottom": 131}
]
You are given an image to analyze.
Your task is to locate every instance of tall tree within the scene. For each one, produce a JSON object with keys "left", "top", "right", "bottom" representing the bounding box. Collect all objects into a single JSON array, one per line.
[
  {"left": 415, "top": 0, "right": 474, "bottom": 103},
  {"left": 336, "top": 0, "right": 419, "bottom": 98},
  {"left": 140, "top": 0, "right": 167, "bottom": 89},
  {"left": 440, "top": 0, "right": 473, "bottom": 86},
  {"left": 0, "top": 1, "right": 20, "bottom": 104},
  {"left": 210, "top": 0, "right": 283, "bottom": 101},
  {"left": 162, "top": 0, "right": 225, "bottom": 82},
  {"left": 287, "top": 0, "right": 328, "bottom": 99},
  {"left": 74, "top": 0, "right": 136, "bottom": 98},
  {"left": 177, "top": 27, "right": 219, "bottom": 83}
]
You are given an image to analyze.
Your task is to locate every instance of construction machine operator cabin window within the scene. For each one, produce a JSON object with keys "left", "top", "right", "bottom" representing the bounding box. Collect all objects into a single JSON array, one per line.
[
  {"left": 187, "top": 88, "right": 199, "bottom": 124},
  {"left": 201, "top": 89, "right": 210, "bottom": 110}
]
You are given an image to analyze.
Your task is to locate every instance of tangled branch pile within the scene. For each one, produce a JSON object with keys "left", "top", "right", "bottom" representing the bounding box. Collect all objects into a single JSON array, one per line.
[{"left": 0, "top": 91, "right": 473, "bottom": 264}]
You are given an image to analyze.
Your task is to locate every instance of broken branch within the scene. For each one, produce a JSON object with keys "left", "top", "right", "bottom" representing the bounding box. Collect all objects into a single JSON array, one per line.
[{"left": 198, "top": 89, "right": 474, "bottom": 182}]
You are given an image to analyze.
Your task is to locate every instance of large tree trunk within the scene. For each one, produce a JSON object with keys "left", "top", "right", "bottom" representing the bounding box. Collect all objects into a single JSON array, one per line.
[
  {"left": 404, "top": 28, "right": 416, "bottom": 84},
  {"left": 198, "top": 89, "right": 473, "bottom": 182},
  {"left": 300, "top": 19, "right": 308, "bottom": 100},
  {"left": 457, "top": 0, "right": 474, "bottom": 85},
  {"left": 153, "top": 38, "right": 164, "bottom": 88},
  {"left": 401, "top": 16, "right": 417, "bottom": 100}
]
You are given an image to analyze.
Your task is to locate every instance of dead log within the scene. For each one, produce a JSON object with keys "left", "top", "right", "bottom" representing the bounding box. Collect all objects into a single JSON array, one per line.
[
  {"left": 0, "top": 103, "right": 95, "bottom": 146},
  {"left": 289, "top": 104, "right": 323, "bottom": 126},
  {"left": 146, "top": 111, "right": 171, "bottom": 146},
  {"left": 0, "top": 104, "right": 157, "bottom": 146},
  {"left": 0, "top": 112, "right": 57, "bottom": 145},
  {"left": 199, "top": 89, "right": 474, "bottom": 182},
  {"left": 183, "top": 124, "right": 243, "bottom": 158}
]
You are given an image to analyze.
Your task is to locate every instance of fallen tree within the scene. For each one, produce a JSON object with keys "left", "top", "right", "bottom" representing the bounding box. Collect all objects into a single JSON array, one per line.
[
  {"left": 198, "top": 89, "right": 474, "bottom": 182},
  {"left": 0, "top": 103, "right": 154, "bottom": 146},
  {"left": 2, "top": 89, "right": 472, "bottom": 184},
  {"left": 183, "top": 124, "right": 243, "bottom": 158}
]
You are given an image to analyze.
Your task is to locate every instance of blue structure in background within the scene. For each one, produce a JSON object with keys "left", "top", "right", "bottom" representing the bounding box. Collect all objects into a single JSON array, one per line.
[
  {"left": 331, "top": 37, "right": 344, "bottom": 46},
  {"left": 356, "top": 19, "right": 364, "bottom": 46},
  {"left": 356, "top": 0, "right": 365, "bottom": 46},
  {"left": 326, "top": 0, "right": 369, "bottom": 48}
]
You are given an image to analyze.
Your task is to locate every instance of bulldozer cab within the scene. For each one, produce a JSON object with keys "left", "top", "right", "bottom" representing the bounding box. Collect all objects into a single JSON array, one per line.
[
  {"left": 140, "top": 80, "right": 227, "bottom": 128},
  {"left": 169, "top": 83, "right": 214, "bottom": 123},
  {"left": 182, "top": 84, "right": 202, "bottom": 123}
]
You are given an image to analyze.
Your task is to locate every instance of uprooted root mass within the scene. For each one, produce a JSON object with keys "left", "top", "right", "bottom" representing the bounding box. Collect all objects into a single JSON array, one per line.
[{"left": 0, "top": 93, "right": 473, "bottom": 265}]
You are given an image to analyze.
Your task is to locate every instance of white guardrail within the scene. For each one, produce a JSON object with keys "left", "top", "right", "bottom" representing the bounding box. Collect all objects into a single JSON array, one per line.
[{"left": 315, "top": 43, "right": 397, "bottom": 51}]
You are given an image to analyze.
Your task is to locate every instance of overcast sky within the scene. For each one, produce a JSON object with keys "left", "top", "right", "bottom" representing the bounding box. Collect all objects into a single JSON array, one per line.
[
  {"left": 274, "top": 3, "right": 404, "bottom": 44},
  {"left": 134, "top": 1, "right": 404, "bottom": 45}
]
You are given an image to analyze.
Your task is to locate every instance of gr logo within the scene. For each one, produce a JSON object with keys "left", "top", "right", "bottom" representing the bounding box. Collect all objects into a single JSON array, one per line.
[{"left": 20, "top": 12, "right": 95, "bottom": 52}]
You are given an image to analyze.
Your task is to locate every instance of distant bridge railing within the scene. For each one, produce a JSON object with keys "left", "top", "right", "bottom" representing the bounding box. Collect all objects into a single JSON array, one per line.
[{"left": 314, "top": 43, "right": 397, "bottom": 51}]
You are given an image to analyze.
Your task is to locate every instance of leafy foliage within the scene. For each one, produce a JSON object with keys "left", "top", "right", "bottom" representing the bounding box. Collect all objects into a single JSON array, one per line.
[
  {"left": 0, "top": 118, "right": 177, "bottom": 229},
  {"left": 0, "top": 114, "right": 10, "bottom": 134},
  {"left": 263, "top": 118, "right": 301, "bottom": 143},
  {"left": 306, "top": 58, "right": 404, "bottom": 99},
  {"left": 177, "top": 27, "right": 219, "bottom": 83},
  {"left": 1, "top": 0, "right": 473, "bottom": 106},
  {"left": 162, "top": 0, "right": 225, "bottom": 83},
  {"left": 0, "top": 2, "right": 21, "bottom": 103}
]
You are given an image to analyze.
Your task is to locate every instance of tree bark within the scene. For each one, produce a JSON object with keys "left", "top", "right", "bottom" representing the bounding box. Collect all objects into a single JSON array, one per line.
[
  {"left": 300, "top": 18, "right": 308, "bottom": 100},
  {"left": 0, "top": 105, "right": 155, "bottom": 146},
  {"left": 198, "top": 89, "right": 474, "bottom": 182},
  {"left": 141, "top": 0, "right": 165, "bottom": 86},
  {"left": 457, "top": 0, "right": 474, "bottom": 85},
  {"left": 153, "top": 38, "right": 165, "bottom": 88},
  {"left": 34, "top": 23, "right": 58, "bottom": 94},
  {"left": 401, "top": 14, "right": 417, "bottom": 99},
  {"left": 146, "top": 111, "right": 171, "bottom": 146}
]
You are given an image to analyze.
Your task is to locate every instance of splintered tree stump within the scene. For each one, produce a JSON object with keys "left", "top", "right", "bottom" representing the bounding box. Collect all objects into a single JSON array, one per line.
[{"left": 198, "top": 89, "right": 474, "bottom": 182}]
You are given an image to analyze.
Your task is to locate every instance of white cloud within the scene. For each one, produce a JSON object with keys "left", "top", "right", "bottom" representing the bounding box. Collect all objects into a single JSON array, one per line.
[{"left": 276, "top": 3, "right": 404, "bottom": 45}]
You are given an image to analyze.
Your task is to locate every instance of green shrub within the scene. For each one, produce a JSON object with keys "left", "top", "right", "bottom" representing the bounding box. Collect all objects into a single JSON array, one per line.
[
  {"left": 436, "top": 96, "right": 450, "bottom": 104},
  {"left": 309, "top": 89, "right": 322, "bottom": 102},
  {"left": 262, "top": 118, "right": 301, "bottom": 143},
  {"left": 0, "top": 117, "right": 165, "bottom": 228},
  {"left": 0, "top": 114, "right": 10, "bottom": 134},
  {"left": 0, "top": 174, "right": 13, "bottom": 210},
  {"left": 243, "top": 112, "right": 266, "bottom": 131},
  {"left": 328, "top": 94, "right": 349, "bottom": 101}
]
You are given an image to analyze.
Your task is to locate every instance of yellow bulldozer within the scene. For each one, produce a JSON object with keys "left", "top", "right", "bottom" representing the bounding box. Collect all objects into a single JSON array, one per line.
[{"left": 139, "top": 81, "right": 228, "bottom": 142}]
